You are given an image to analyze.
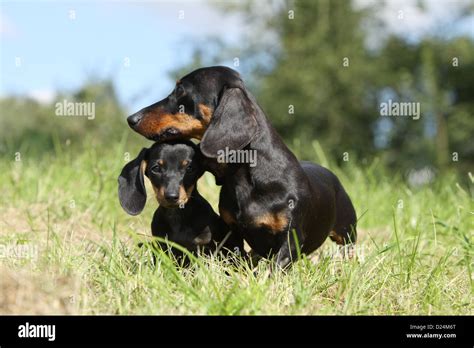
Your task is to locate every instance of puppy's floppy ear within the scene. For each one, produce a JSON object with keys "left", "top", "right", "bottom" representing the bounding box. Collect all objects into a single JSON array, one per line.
[
  {"left": 200, "top": 87, "right": 259, "bottom": 158},
  {"left": 118, "top": 148, "right": 148, "bottom": 215}
]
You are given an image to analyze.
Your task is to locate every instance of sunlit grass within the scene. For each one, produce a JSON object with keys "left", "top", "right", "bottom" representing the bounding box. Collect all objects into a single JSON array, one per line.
[{"left": 0, "top": 138, "right": 472, "bottom": 314}]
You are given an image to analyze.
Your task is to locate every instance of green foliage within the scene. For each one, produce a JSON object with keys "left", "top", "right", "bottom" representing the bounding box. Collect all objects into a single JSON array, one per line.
[
  {"left": 257, "top": 0, "right": 378, "bottom": 164},
  {"left": 379, "top": 36, "right": 474, "bottom": 173},
  {"left": 0, "top": 80, "right": 136, "bottom": 157}
]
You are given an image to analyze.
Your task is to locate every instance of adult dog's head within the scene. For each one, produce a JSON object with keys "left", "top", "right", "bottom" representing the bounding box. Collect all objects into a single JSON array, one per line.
[{"left": 127, "top": 66, "right": 259, "bottom": 158}]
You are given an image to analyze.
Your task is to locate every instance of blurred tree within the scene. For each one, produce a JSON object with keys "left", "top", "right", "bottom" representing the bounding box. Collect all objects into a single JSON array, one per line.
[
  {"left": 0, "top": 79, "right": 127, "bottom": 156},
  {"left": 379, "top": 36, "right": 474, "bottom": 174},
  {"left": 254, "top": 0, "right": 379, "bottom": 163}
]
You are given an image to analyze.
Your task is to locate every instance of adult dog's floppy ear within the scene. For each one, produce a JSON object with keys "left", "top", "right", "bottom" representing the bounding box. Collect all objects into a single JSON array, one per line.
[
  {"left": 200, "top": 87, "right": 259, "bottom": 158},
  {"left": 118, "top": 148, "right": 148, "bottom": 215}
]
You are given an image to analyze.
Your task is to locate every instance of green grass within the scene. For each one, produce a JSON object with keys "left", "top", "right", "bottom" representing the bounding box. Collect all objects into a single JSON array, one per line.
[{"left": 0, "top": 137, "right": 472, "bottom": 315}]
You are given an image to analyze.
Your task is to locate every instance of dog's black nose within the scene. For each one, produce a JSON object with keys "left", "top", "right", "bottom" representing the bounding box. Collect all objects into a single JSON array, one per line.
[
  {"left": 164, "top": 192, "right": 179, "bottom": 203},
  {"left": 127, "top": 113, "right": 142, "bottom": 127}
]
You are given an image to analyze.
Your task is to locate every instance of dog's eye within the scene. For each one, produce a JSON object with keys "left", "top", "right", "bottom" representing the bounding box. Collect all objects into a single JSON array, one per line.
[
  {"left": 186, "top": 162, "right": 193, "bottom": 172},
  {"left": 151, "top": 165, "right": 162, "bottom": 174}
]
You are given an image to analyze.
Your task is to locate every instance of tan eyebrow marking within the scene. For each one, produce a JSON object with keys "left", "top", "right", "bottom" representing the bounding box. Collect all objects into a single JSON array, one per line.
[{"left": 253, "top": 211, "right": 289, "bottom": 234}]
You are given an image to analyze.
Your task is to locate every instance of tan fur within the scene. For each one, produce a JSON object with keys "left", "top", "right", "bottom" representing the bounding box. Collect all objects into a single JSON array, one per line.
[
  {"left": 220, "top": 208, "right": 236, "bottom": 226},
  {"left": 138, "top": 111, "right": 211, "bottom": 140},
  {"left": 152, "top": 184, "right": 194, "bottom": 207},
  {"left": 178, "top": 184, "right": 194, "bottom": 206},
  {"left": 185, "top": 184, "right": 194, "bottom": 199},
  {"left": 152, "top": 185, "right": 166, "bottom": 205},
  {"left": 198, "top": 103, "right": 213, "bottom": 123},
  {"left": 253, "top": 211, "right": 288, "bottom": 234},
  {"left": 140, "top": 160, "right": 147, "bottom": 174},
  {"left": 329, "top": 230, "right": 345, "bottom": 245}
]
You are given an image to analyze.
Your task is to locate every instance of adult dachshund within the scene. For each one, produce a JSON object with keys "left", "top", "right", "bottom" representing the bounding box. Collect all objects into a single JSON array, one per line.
[{"left": 127, "top": 66, "right": 357, "bottom": 268}]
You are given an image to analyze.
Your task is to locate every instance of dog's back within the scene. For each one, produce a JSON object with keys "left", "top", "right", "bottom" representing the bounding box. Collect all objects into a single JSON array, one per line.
[{"left": 300, "top": 161, "right": 357, "bottom": 246}]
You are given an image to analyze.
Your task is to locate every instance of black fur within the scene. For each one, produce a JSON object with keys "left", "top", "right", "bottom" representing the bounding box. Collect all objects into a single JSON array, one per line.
[
  {"left": 127, "top": 66, "right": 357, "bottom": 268},
  {"left": 118, "top": 140, "right": 242, "bottom": 258}
]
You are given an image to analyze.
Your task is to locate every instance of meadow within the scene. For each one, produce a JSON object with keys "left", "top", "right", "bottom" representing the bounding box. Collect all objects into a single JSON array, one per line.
[{"left": 0, "top": 135, "right": 472, "bottom": 315}]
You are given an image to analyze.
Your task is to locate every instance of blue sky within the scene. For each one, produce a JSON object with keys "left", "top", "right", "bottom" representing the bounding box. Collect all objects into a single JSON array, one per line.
[
  {"left": 1, "top": 0, "right": 472, "bottom": 114},
  {"left": 0, "top": 0, "right": 244, "bottom": 112}
]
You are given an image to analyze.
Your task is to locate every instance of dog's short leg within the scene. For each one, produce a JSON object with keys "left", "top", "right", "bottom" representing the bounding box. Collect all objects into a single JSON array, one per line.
[
  {"left": 330, "top": 184, "right": 357, "bottom": 250},
  {"left": 329, "top": 225, "right": 357, "bottom": 260},
  {"left": 274, "top": 227, "right": 304, "bottom": 270}
]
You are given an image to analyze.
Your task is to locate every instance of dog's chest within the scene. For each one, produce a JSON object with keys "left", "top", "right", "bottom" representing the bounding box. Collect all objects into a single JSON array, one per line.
[
  {"left": 222, "top": 177, "right": 291, "bottom": 235},
  {"left": 165, "top": 211, "right": 199, "bottom": 245}
]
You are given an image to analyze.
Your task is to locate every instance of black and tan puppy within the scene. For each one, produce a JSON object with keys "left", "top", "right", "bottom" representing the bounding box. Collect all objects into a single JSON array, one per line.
[
  {"left": 126, "top": 66, "right": 357, "bottom": 269},
  {"left": 118, "top": 140, "right": 242, "bottom": 259}
]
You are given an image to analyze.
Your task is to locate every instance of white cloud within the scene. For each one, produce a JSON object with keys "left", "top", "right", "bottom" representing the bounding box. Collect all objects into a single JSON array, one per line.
[
  {"left": 28, "top": 89, "right": 56, "bottom": 104},
  {"left": 127, "top": 0, "right": 246, "bottom": 44}
]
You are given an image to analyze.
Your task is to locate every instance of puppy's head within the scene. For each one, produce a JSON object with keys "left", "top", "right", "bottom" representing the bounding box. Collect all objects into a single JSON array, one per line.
[
  {"left": 146, "top": 141, "right": 202, "bottom": 208},
  {"left": 118, "top": 140, "right": 203, "bottom": 215},
  {"left": 126, "top": 66, "right": 259, "bottom": 158}
]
